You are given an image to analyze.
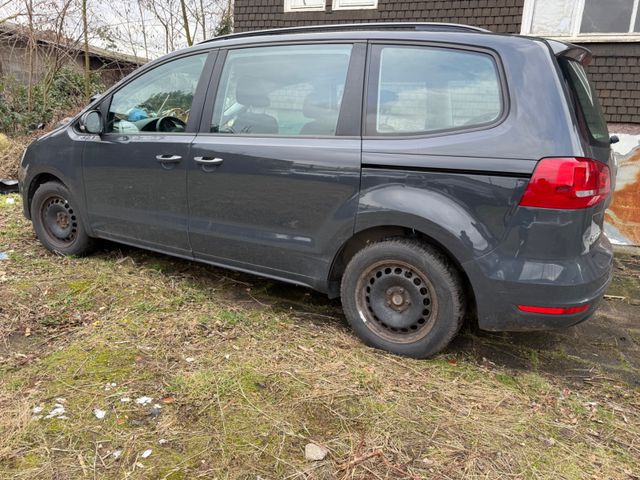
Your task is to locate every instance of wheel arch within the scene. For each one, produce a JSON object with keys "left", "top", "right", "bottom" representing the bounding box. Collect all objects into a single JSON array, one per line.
[
  {"left": 326, "top": 223, "right": 477, "bottom": 321},
  {"left": 25, "top": 172, "right": 66, "bottom": 219}
]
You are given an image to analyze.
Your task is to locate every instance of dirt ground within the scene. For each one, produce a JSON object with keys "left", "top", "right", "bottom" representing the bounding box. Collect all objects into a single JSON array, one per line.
[{"left": 0, "top": 193, "right": 639, "bottom": 479}]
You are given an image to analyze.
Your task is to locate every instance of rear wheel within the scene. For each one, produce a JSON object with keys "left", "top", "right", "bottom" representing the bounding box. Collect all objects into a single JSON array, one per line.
[
  {"left": 341, "top": 239, "right": 464, "bottom": 358},
  {"left": 31, "top": 181, "right": 94, "bottom": 256}
]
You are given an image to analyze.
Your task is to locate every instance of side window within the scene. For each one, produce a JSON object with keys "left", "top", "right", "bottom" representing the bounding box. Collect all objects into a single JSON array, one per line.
[
  {"left": 106, "top": 54, "right": 207, "bottom": 134},
  {"left": 368, "top": 45, "right": 503, "bottom": 136},
  {"left": 211, "top": 44, "right": 353, "bottom": 136}
]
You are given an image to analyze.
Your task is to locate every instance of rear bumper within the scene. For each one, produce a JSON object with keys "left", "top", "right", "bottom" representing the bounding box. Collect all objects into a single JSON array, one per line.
[{"left": 466, "top": 234, "right": 613, "bottom": 332}]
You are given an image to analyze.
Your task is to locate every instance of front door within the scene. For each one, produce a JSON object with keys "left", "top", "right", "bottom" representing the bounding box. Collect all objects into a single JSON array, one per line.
[
  {"left": 188, "top": 43, "right": 365, "bottom": 286},
  {"left": 82, "top": 52, "right": 211, "bottom": 255}
]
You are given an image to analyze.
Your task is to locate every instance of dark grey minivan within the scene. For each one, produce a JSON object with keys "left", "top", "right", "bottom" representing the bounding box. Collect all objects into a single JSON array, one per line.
[{"left": 19, "top": 23, "right": 615, "bottom": 358}]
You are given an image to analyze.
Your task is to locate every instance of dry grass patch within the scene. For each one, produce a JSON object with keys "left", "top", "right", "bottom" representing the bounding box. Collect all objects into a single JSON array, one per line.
[
  {"left": 0, "top": 194, "right": 639, "bottom": 479},
  {"left": 0, "top": 134, "right": 29, "bottom": 179}
]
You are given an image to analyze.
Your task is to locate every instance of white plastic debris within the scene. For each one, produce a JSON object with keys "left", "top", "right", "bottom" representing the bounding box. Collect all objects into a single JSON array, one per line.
[
  {"left": 158, "top": 439, "right": 168, "bottom": 445},
  {"left": 32, "top": 405, "right": 44, "bottom": 414},
  {"left": 5, "top": 197, "right": 15, "bottom": 205},
  {"left": 152, "top": 404, "right": 162, "bottom": 410},
  {"left": 185, "top": 357, "right": 195, "bottom": 363},
  {"left": 45, "top": 403, "right": 66, "bottom": 419},
  {"left": 0, "top": 252, "right": 8, "bottom": 261},
  {"left": 112, "top": 449, "right": 122, "bottom": 459},
  {"left": 120, "top": 397, "right": 131, "bottom": 403},
  {"left": 135, "top": 396, "right": 153, "bottom": 405},
  {"left": 141, "top": 449, "right": 152, "bottom": 459},
  {"left": 93, "top": 408, "right": 106, "bottom": 420}
]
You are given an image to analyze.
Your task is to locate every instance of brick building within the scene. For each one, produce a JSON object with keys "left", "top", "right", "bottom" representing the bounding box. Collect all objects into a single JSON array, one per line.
[{"left": 234, "top": 0, "right": 640, "bottom": 125}]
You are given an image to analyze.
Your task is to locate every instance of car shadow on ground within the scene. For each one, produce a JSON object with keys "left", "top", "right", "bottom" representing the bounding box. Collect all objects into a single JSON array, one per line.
[{"left": 98, "top": 242, "right": 640, "bottom": 387}]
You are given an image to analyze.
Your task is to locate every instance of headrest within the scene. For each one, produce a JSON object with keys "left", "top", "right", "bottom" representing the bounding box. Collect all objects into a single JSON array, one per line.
[
  {"left": 303, "top": 90, "right": 335, "bottom": 119},
  {"left": 236, "top": 76, "right": 270, "bottom": 108}
]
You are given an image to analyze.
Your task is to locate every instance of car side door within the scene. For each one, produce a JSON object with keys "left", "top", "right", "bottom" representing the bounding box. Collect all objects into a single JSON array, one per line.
[
  {"left": 187, "top": 42, "right": 365, "bottom": 290},
  {"left": 82, "top": 51, "right": 215, "bottom": 255}
]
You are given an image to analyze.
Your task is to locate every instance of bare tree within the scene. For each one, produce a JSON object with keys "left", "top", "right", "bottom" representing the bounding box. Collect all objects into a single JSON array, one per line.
[
  {"left": 179, "top": 0, "right": 192, "bottom": 46},
  {"left": 81, "top": 0, "right": 89, "bottom": 98}
]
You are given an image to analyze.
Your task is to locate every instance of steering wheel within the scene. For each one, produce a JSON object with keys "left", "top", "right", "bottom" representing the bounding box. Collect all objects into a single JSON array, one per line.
[{"left": 156, "top": 116, "right": 187, "bottom": 133}]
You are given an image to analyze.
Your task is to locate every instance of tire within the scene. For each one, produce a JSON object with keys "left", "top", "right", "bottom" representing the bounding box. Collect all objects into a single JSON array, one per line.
[
  {"left": 31, "top": 181, "right": 94, "bottom": 256},
  {"left": 340, "top": 239, "right": 464, "bottom": 358}
]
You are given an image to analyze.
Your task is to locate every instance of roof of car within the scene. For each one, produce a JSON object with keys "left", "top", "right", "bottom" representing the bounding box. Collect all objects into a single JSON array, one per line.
[{"left": 198, "top": 23, "right": 491, "bottom": 45}]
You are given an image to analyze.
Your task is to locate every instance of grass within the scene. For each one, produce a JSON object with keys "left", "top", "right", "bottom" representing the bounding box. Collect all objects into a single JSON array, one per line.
[{"left": 0, "top": 193, "right": 639, "bottom": 479}]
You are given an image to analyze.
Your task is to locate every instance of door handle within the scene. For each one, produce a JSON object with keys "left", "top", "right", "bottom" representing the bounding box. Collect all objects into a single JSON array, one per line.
[
  {"left": 194, "top": 156, "right": 224, "bottom": 166},
  {"left": 156, "top": 154, "right": 182, "bottom": 163}
]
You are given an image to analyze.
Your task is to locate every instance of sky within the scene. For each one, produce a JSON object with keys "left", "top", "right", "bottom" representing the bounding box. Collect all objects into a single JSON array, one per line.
[{"left": 0, "top": 0, "right": 227, "bottom": 60}]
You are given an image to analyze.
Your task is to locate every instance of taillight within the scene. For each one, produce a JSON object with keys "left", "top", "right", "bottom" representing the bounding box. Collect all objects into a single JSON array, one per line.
[
  {"left": 519, "top": 157, "right": 610, "bottom": 209},
  {"left": 517, "top": 304, "right": 589, "bottom": 315}
]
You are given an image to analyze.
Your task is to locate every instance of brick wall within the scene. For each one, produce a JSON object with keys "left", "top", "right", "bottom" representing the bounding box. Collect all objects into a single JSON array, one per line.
[
  {"left": 583, "top": 43, "right": 640, "bottom": 124},
  {"left": 234, "top": 0, "right": 524, "bottom": 33}
]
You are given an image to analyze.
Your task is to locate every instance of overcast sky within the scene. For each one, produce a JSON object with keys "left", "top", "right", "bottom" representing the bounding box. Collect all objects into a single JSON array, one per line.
[{"left": 0, "top": 0, "right": 226, "bottom": 59}]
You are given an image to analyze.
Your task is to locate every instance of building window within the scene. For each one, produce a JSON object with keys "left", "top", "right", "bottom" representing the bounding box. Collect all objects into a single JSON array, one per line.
[
  {"left": 521, "top": 0, "right": 640, "bottom": 41},
  {"left": 284, "top": 0, "right": 325, "bottom": 12},
  {"left": 332, "top": 0, "right": 378, "bottom": 10}
]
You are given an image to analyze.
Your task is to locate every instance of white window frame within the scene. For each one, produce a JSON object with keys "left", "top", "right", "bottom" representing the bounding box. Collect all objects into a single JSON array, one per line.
[
  {"left": 284, "top": 0, "right": 326, "bottom": 12},
  {"left": 332, "top": 0, "right": 378, "bottom": 11},
  {"left": 521, "top": 0, "right": 640, "bottom": 42}
]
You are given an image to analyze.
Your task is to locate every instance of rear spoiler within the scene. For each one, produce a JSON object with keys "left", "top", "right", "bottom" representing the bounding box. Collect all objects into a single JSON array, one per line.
[{"left": 546, "top": 39, "right": 592, "bottom": 65}]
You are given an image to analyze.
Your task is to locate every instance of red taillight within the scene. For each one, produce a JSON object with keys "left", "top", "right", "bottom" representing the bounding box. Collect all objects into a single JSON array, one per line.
[
  {"left": 519, "top": 157, "right": 610, "bottom": 209},
  {"left": 517, "top": 304, "right": 590, "bottom": 315}
]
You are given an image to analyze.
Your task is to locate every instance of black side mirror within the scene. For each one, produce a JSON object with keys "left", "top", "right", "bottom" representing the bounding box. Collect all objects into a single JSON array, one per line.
[
  {"left": 610, "top": 135, "right": 619, "bottom": 144},
  {"left": 79, "top": 110, "right": 103, "bottom": 134}
]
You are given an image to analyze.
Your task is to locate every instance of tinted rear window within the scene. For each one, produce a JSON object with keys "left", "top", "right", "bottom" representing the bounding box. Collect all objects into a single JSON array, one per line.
[{"left": 560, "top": 59, "right": 609, "bottom": 144}]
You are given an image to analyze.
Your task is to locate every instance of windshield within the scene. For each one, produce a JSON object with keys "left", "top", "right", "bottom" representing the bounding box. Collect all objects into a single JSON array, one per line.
[{"left": 560, "top": 58, "right": 609, "bottom": 144}]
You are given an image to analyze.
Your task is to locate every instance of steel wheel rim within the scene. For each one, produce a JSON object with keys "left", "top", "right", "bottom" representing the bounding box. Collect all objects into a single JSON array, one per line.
[
  {"left": 40, "top": 194, "right": 78, "bottom": 247},
  {"left": 355, "top": 259, "right": 438, "bottom": 344}
]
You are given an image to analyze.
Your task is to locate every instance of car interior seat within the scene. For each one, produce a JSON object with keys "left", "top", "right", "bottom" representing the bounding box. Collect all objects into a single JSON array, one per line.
[{"left": 232, "top": 77, "right": 279, "bottom": 134}]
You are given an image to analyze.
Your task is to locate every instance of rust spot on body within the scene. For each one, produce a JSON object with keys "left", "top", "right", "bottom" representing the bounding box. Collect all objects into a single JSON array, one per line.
[{"left": 606, "top": 145, "right": 640, "bottom": 245}]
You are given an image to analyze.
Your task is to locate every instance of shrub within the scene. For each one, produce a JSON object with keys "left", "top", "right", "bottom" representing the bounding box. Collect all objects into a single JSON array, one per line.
[{"left": 0, "top": 67, "right": 103, "bottom": 135}]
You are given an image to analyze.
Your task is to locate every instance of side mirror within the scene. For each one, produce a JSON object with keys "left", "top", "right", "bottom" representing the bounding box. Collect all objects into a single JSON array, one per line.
[
  {"left": 79, "top": 110, "right": 103, "bottom": 134},
  {"left": 610, "top": 135, "right": 619, "bottom": 145}
]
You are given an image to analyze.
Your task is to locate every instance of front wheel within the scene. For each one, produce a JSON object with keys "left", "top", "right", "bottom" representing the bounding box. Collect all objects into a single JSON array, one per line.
[
  {"left": 340, "top": 239, "right": 464, "bottom": 358},
  {"left": 31, "top": 181, "right": 94, "bottom": 256}
]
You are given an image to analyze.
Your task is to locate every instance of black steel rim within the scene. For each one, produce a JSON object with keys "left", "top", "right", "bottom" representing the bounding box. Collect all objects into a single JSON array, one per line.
[
  {"left": 355, "top": 260, "right": 438, "bottom": 343},
  {"left": 40, "top": 194, "right": 78, "bottom": 246}
]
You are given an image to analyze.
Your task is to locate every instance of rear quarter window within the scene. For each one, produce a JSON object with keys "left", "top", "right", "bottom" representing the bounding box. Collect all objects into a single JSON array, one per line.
[
  {"left": 560, "top": 58, "right": 609, "bottom": 145},
  {"left": 367, "top": 45, "right": 504, "bottom": 136}
]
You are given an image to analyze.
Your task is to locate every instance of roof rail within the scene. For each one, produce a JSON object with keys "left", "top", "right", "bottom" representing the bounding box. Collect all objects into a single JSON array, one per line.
[{"left": 199, "top": 22, "right": 490, "bottom": 44}]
